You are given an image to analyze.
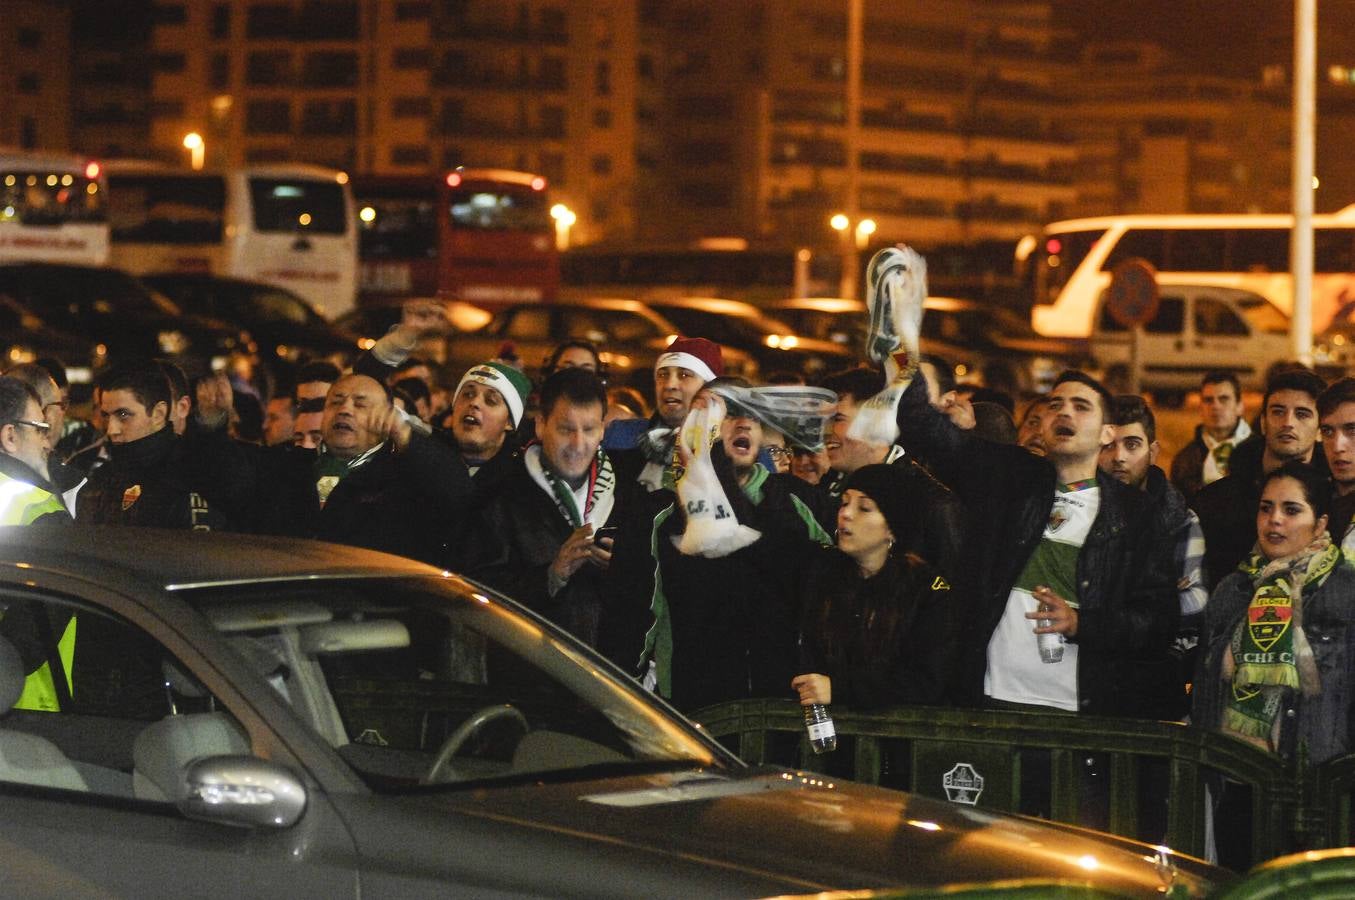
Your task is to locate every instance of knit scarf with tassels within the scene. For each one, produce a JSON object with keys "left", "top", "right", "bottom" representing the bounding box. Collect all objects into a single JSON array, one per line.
[{"left": 1222, "top": 533, "right": 1340, "bottom": 750}]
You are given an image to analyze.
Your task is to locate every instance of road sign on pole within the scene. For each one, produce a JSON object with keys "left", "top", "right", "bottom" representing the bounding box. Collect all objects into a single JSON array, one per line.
[{"left": 1107, "top": 258, "right": 1160, "bottom": 394}]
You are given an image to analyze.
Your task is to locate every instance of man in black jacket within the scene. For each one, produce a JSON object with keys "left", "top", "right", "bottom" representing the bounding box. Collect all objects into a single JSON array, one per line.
[
  {"left": 1099, "top": 394, "right": 1206, "bottom": 719},
  {"left": 76, "top": 360, "right": 227, "bottom": 530},
  {"left": 894, "top": 370, "right": 1178, "bottom": 721},
  {"left": 1191, "top": 368, "right": 1327, "bottom": 592},
  {"left": 1169, "top": 370, "right": 1250, "bottom": 499},
  {"left": 262, "top": 371, "right": 471, "bottom": 565},
  {"left": 467, "top": 369, "right": 630, "bottom": 648}
]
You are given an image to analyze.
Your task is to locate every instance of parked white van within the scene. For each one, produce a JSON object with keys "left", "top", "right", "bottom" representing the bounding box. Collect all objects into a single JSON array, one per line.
[{"left": 1090, "top": 283, "right": 1290, "bottom": 391}]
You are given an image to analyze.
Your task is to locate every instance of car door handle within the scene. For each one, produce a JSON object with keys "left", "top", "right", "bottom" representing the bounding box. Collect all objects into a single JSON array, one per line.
[
  {"left": 1175, "top": 339, "right": 1184, "bottom": 350},
  {"left": 292, "top": 237, "right": 313, "bottom": 251}
]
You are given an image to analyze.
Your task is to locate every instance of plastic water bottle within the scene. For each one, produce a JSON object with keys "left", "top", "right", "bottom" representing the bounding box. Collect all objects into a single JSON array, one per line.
[
  {"left": 804, "top": 704, "right": 838, "bottom": 754},
  {"left": 1037, "top": 603, "right": 1064, "bottom": 664}
]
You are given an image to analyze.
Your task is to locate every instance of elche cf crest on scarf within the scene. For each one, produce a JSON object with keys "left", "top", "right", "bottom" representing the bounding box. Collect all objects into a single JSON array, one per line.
[
  {"left": 1247, "top": 587, "right": 1293, "bottom": 653},
  {"left": 849, "top": 245, "right": 928, "bottom": 447}
]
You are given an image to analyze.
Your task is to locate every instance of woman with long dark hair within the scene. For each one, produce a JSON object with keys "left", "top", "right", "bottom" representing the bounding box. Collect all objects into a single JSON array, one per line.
[
  {"left": 791, "top": 464, "right": 955, "bottom": 711},
  {"left": 1194, "top": 460, "right": 1355, "bottom": 763}
]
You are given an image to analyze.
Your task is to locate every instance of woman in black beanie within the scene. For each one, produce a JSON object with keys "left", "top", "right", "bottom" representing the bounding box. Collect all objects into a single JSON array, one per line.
[{"left": 790, "top": 463, "right": 957, "bottom": 711}]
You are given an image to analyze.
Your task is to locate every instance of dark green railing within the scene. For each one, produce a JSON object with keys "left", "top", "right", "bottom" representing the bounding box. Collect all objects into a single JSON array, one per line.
[{"left": 691, "top": 700, "right": 1355, "bottom": 869}]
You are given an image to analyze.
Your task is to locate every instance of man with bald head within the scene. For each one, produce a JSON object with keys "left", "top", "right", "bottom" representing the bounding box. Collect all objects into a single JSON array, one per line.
[{"left": 265, "top": 372, "right": 470, "bottom": 564}]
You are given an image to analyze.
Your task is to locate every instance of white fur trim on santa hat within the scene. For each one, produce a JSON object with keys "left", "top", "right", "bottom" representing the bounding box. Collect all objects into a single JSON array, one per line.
[{"left": 655, "top": 351, "right": 717, "bottom": 384}]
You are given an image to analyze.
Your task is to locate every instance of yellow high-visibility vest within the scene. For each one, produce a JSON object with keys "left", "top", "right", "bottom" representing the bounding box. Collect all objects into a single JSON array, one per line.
[{"left": 0, "top": 470, "right": 75, "bottom": 710}]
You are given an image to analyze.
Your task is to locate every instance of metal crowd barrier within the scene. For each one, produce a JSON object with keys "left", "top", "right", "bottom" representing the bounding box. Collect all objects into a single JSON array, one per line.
[{"left": 690, "top": 700, "right": 1355, "bottom": 869}]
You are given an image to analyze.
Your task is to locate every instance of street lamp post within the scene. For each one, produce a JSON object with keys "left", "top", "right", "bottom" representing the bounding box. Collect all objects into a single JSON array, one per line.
[
  {"left": 831, "top": 214, "right": 875, "bottom": 299},
  {"left": 550, "top": 203, "right": 576, "bottom": 251},
  {"left": 183, "top": 132, "right": 205, "bottom": 171}
]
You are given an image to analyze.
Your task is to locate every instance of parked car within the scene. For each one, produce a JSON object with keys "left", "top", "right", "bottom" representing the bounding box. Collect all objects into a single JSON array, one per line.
[
  {"left": 765, "top": 296, "right": 1078, "bottom": 395},
  {"left": 0, "top": 527, "right": 1231, "bottom": 898},
  {"left": 643, "top": 296, "right": 853, "bottom": 378},
  {"left": 922, "top": 296, "right": 1080, "bottom": 396},
  {"left": 0, "top": 294, "right": 104, "bottom": 382},
  {"left": 142, "top": 273, "right": 359, "bottom": 367},
  {"left": 333, "top": 298, "right": 494, "bottom": 367},
  {"left": 1090, "top": 283, "right": 1291, "bottom": 393},
  {"left": 1313, "top": 298, "right": 1355, "bottom": 378},
  {"left": 449, "top": 297, "right": 755, "bottom": 388},
  {"left": 0, "top": 263, "right": 249, "bottom": 375},
  {"left": 762, "top": 296, "right": 868, "bottom": 350}
]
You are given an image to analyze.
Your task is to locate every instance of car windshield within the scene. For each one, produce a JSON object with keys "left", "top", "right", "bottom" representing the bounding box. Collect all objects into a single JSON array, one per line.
[
  {"left": 155, "top": 279, "right": 324, "bottom": 326},
  {"left": 0, "top": 266, "right": 181, "bottom": 327},
  {"left": 925, "top": 304, "right": 1037, "bottom": 346},
  {"left": 188, "top": 575, "right": 722, "bottom": 792}
]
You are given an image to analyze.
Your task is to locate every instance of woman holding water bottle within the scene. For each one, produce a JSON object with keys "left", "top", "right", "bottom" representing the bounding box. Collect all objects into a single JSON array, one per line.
[{"left": 790, "top": 464, "right": 956, "bottom": 739}]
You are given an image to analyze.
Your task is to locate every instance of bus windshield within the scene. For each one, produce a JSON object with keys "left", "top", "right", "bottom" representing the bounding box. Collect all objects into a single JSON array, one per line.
[
  {"left": 358, "top": 194, "right": 438, "bottom": 260},
  {"left": 449, "top": 184, "right": 551, "bottom": 232},
  {"left": 249, "top": 178, "right": 347, "bottom": 235},
  {"left": 107, "top": 174, "right": 225, "bottom": 244},
  {"left": 0, "top": 170, "right": 105, "bottom": 226},
  {"left": 1036, "top": 228, "right": 1104, "bottom": 305}
]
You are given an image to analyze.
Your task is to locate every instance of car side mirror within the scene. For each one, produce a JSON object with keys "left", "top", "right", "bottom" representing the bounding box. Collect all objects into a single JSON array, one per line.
[{"left": 178, "top": 755, "right": 307, "bottom": 830}]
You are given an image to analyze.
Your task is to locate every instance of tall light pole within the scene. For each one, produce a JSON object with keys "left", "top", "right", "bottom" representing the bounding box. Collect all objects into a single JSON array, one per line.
[
  {"left": 550, "top": 203, "right": 576, "bottom": 250},
  {"left": 183, "top": 132, "right": 205, "bottom": 171},
  {"left": 1290, "top": 0, "right": 1316, "bottom": 364},
  {"left": 839, "top": 0, "right": 864, "bottom": 300}
]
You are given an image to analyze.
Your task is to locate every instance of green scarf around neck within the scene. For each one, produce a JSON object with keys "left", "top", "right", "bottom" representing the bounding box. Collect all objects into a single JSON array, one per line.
[{"left": 1222, "top": 534, "right": 1339, "bottom": 748}]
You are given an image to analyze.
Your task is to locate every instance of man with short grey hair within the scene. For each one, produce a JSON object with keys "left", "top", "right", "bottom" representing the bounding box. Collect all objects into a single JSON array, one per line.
[
  {"left": 0, "top": 376, "right": 67, "bottom": 526},
  {"left": 4, "top": 363, "right": 83, "bottom": 512}
]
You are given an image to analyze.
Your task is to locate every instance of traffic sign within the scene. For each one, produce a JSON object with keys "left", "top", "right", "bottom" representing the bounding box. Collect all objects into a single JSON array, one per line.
[{"left": 1106, "top": 258, "right": 1160, "bottom": 328}]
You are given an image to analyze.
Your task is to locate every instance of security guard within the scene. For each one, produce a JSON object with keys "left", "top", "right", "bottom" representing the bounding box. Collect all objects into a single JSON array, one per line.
[{"left": 0, "top": 376, "right": 74, "bottom": 711}]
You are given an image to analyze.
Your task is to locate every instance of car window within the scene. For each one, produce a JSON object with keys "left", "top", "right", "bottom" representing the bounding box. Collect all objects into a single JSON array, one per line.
[
  {"left": 566, "top": 308, "right": 662, "bottom": 343},
  {"left": 503, "top": 307, "right": 552, "bottom": 341},
  {"left": 1145, "top": 297, "right": 1185, "bottom": 334},
  {"left": 191, "top": 577, "right": 721, "bottom": 792},
  {"left": 235, "top": 286, "right": 319, "bottom": 325},
  {"left": 1235, "top": 294, "right": 1289, "bottom": 336},
  {"left": 0, "top": 591, "right": 247, "bottom": 803},
  {"left": 1194, "top": 297, "right": 1249, "bottom": 337},
  {"left": 653, "top": 306, "right": 764, "bottom": 346}
]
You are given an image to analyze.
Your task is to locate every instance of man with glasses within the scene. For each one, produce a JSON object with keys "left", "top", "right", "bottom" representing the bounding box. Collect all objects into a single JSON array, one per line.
[
  {"left": 0, "top": 376, "right": 67, "bottom": 526},
  {"left": 4, "top": 363, "right": 82, "bottom": 513},
  {"left": 0, "top": 376, "right": 75, "bottom": 714}
]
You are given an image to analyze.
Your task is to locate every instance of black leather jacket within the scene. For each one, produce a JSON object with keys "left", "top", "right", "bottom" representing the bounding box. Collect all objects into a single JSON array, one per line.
[{"left": 893, "top": 377, "right": 1179, "bottom": 717}]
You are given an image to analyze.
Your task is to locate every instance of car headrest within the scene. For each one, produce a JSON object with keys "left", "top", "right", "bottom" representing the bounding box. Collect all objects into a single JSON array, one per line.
[{"left": 0, "top": 635, "right": 25, "bottom": 713}]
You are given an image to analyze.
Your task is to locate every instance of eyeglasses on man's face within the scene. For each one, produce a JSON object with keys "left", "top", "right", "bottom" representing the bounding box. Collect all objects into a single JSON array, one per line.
[
  {"left": 7, "top": 420, "right": 51, "bottom": 433},
  {"left": 43, "top": 400, "right": 68, "bottom": 415}
]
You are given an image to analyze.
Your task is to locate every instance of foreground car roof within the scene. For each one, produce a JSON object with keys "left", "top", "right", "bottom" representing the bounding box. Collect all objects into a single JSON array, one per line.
[{"left": 0, "top": 526, "right": 434, "bottom": 592}]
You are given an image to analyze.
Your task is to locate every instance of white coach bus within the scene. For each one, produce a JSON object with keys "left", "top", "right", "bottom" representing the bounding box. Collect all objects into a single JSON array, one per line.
[
  {"left": 105, "top": 162, "right": 358, "bottom": 318},
  {"left": 0, "top": 150, "right": 109, "bottom": 266},
  {"left": 1029, "top": 207, "right": 1355, "bottom": 338}
]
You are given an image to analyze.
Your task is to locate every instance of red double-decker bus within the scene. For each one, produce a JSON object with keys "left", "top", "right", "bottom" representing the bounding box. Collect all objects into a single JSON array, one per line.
[{"left": 353, "top": 168, "right": 558, "bottom": 306}]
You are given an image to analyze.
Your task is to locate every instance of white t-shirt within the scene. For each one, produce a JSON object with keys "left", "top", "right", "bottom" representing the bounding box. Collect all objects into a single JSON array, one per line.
[{"left": 985, "top": 482, "right": 1100, "bottom": 711}]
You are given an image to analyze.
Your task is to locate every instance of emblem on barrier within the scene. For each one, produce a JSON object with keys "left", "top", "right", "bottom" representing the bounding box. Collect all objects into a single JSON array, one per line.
[{"left": 942, "top": 762, "right": 985, "bottom": 805}]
